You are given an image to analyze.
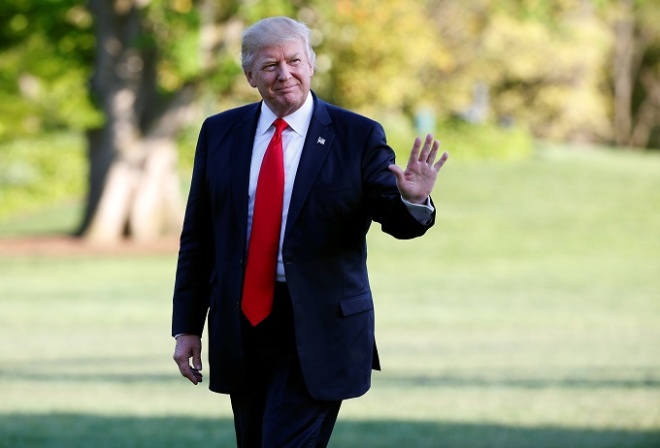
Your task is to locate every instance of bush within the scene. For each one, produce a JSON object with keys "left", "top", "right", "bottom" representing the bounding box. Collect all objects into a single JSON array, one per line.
[
  {"left": 380, "top": 113, "right": 533, "bottom": 162},
  {"left": 0, "top": 132, "right": 86, "bottom": 219},
  {"left": 435, "top": 118, "right": 534, "bottom": 161}
]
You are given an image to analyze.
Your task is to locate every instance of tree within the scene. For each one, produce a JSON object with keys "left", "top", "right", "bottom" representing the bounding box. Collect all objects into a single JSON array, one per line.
[
  {"left": 80, "top": 0, "right": 236, "bottom": 242},
  {"left": 309, "top": 0, "right": 446, "bottom": 117},
  {"left": 0, "top": 1, "right": 100, "bottom": 141},
  {"left": 81, "top": 0, "right": 307, "bottom": 243},
  {"left": 422, "top": 0, "right": 615, "bottom": 143},
  {"left": 610, "top": 0, "right": 660, "bottom": 148}
]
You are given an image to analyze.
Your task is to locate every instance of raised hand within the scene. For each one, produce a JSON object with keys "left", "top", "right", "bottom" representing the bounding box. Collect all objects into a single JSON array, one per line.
[{"left": 388, "top": 134, "right": 449, "bottom": 204}]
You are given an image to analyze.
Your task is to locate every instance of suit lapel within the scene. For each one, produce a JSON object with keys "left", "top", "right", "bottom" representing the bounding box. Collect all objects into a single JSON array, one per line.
[
  {"left": 285, "top": 98, "right": 334, "bottom": 236},
  {"left": 230, "top": 103, "right": 261, "bottom": 246}
]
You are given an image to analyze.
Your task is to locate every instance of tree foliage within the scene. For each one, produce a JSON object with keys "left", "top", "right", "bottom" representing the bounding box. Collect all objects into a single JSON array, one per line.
[
  {"left": 0, "top": 0, "right": 101, "bottom": 140},
  {"left": 1, "top": 0, "right": 657, "bottom": 148},
  {"left": 309, "top": 0, "right": 445, "bottom": 115}
]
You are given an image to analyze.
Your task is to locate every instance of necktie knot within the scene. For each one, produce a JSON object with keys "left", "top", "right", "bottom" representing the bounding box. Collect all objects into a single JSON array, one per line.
[{"left": 273, "top": 118, "right": 288, "bottom": 135}]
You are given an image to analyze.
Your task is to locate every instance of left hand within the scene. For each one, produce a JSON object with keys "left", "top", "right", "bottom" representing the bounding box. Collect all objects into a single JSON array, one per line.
[
  {"left": 388, "top": 134, "right": 449, "bottom": 204},
  {"left": 173, "top": 334, "right": 204, "bottom": 385}
]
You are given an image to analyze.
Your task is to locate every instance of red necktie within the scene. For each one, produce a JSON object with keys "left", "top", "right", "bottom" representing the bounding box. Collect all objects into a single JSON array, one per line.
[{"left": 242, "top": 118, "right": 288, "bottom": 326}]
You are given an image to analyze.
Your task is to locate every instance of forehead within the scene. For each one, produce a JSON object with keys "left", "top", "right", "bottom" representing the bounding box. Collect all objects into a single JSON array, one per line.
[{"left": 254, "top": 39, "right": 307, "bottom": 62}]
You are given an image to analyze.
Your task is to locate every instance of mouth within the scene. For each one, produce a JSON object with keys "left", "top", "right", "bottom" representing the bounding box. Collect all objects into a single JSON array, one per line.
[{"left": 276, "top": 84, "right": 299, "bottom": 93}]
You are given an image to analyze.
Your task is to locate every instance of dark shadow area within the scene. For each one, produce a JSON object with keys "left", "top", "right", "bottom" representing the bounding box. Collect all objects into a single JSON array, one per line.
[
  {"left": 6, "top": 371, "right": 658, "bottom": 389},
  {"left": 1, "top": 413, "right": 658, "bottom": 448},
  {"left": 0, "top": 371, "right": 179, "bottom": 384},
  {"left": 1, "top": 414, "right": 237, "bottom": 448},
  {"left": 377, "top": 373, "right": 660, "bottom": 390},
  {"left": 5, "top": 359, "right": 658, "bottom": 389},
  {"left": 0, "top": 357, "right": 181, "bottom": 385}
]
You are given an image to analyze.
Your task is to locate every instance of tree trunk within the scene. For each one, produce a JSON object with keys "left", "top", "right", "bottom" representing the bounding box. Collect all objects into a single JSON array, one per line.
[
  {"left": 82, "top": 136, "right": 184, "bottom": 243},
  {"left": 611, "top": 0, "right": 659, "bottom": 149},
  {"left": 79, "top": 0, "right": 244, "bottom": 243},
  {"left": 128, "top": 138, "right": 183, "bottom": 241},
  {"left": 79, "top": 0, "right": 192, "bottom": 243},
  {"left": 613, "top": 0, "right": 635, "bottom": 147}
]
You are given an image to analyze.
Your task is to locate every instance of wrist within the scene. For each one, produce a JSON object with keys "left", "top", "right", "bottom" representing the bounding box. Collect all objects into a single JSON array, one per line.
[
  {"left": 401, "top": 195, "right": 430, "bottom": 206},
  {"left": 174, "top": 333, "right": 198, "bottom": 340}
]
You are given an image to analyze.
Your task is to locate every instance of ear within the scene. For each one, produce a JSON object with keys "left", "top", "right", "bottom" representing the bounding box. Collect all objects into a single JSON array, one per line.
[{"left": 245, "top": 70, "right": 257, "bottom": 88}]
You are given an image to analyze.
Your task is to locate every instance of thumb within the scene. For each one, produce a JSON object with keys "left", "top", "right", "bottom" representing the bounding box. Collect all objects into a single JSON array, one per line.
[{"left": 388, "top": 164, "right": 404, "bottom": 184}]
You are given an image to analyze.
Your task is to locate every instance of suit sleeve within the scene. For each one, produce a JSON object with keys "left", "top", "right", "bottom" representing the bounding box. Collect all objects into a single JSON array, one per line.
[
  {"left": 361, "top": 122, "right": 436, "bottom": 239},
  {"left": 171, "top": 120, "right": 214, "bottom": 337}
]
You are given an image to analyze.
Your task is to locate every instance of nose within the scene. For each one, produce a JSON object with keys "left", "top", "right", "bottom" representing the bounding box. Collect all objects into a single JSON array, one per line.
[{"left": 276, "top": 62, "right": 291, "bottom": 81}]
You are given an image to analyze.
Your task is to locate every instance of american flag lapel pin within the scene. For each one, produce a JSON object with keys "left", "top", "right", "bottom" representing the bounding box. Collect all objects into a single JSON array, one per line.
[{"left": 317, "top": 136, "right": 326, "bottom": 146}]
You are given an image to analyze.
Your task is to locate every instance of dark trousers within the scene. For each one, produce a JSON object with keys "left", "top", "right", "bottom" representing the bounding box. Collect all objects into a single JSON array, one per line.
[{"left": 231, "top": 283, "right": 342, "bottom": 448}]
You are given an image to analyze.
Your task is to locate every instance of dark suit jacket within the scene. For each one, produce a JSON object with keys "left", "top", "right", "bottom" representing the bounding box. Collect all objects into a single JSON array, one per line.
[{"left": 172, "top": 93, "right": 435, "bottom": 401}]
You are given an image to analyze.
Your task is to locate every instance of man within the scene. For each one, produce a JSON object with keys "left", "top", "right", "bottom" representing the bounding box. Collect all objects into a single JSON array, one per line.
[{"left": 172, "top": 16, "right": 448, "bottom": 448}]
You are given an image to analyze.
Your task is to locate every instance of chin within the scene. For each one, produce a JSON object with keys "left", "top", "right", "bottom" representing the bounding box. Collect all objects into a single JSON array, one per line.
[{"left": 272, "top": 95, "right": 303, "bottom": 114}]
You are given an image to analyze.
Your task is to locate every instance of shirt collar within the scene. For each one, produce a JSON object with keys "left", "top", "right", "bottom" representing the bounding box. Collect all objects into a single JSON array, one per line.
[{"left": 257, "top": 93, "right": 314, "bottom": 137}]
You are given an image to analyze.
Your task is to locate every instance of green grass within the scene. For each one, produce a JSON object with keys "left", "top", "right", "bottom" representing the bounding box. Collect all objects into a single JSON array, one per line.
[
  {"left": 0, "top": 144, "right": 659, "bottom": 447},
  {"left": 0, "top": 200, "right": 83, "bottom": 237}
]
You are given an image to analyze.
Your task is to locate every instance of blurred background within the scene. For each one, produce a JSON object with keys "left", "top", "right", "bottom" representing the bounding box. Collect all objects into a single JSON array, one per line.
[
  {"left": 0, "top": 0, "right": 659, "bottom": 447},
  {"left": 0, "top": 0, "right": 658, "bottom": 240}
]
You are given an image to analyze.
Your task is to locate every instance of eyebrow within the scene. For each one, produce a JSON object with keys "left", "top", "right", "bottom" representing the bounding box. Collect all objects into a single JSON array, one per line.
[{"left": 260, "top": 52, "right": 303, "bottom": 65}]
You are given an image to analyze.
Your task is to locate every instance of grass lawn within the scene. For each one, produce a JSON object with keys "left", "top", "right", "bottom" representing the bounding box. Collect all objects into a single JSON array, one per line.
[{"left": 0, "top": 143, "right": 659, "bottom": 447}]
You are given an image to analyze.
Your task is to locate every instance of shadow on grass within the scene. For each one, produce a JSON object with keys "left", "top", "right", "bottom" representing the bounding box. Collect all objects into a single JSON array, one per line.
[
  {"left": 378, "top": 374, "right": 660, "bottom": 390},
  {"left": 2, "top": 413, "right": 658, "bottom": 448},
  {"left": 5, "top": 359, "right": 659, "bottom": 389}
]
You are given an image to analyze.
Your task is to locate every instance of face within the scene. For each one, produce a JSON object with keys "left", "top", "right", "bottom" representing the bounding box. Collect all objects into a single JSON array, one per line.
[{"left": 245, "top": 39, "right": 315, "bottom": 117}]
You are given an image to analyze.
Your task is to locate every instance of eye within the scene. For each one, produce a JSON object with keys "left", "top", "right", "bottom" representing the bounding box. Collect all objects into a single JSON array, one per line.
[
  {"left": 262, "top": 63, "right": 277, "bottom": 72},
  {"left": 289, "top": 58, "right": 301, "bottom": 65}
]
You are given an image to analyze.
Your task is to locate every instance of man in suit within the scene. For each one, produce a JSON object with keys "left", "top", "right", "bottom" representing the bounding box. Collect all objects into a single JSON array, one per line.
[{"left": 172, "top": 16, "right": 448, "bottom": 448}]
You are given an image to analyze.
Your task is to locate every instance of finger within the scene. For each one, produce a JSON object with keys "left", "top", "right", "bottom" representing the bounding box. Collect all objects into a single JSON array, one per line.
[
  {"left": 426, "top": 139, "right": 441, "bottom": 165},
  {"left": 192, "top": 349, "right": 203, "bottom": 371},
  {"left": 417, "top": 134, "right": 434, "bottom": 162},
  {"left": 433, "top": 151, "right": 449, "bottom": 172},
  {"left": 408, "top": 137, "right": 422, "bottom": 166},
  {"left": 190, "top": 367, "right": 204, "bottom": 383},
  {"left": 177, "top": 359, "right": 200, "bottom": 384},
  {"left": 183, "top": 363, "right": 203, "bottom": 384}
]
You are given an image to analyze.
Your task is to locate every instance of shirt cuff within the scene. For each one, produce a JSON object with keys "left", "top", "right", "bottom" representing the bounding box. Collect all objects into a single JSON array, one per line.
[{"left": 401, "top": 196, "right": 434, "bottom": 225}]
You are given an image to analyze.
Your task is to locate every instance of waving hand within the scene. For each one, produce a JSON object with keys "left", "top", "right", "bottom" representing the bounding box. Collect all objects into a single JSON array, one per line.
[{"left": 388, "top": 134, "right": 449, "bottom": 204}]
